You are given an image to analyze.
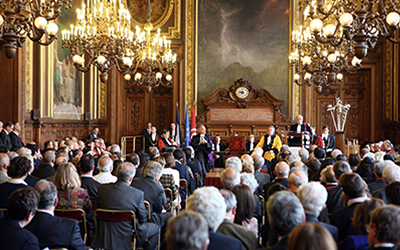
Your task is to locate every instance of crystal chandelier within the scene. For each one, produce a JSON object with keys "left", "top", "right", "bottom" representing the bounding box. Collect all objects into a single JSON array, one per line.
[
  {"left": 0, "top": 0, "right": 72, "bottom": 59},
  {"left": 122, "top": 0, "right": 177, "bottom": 92},
  {"left": 289, "top": 24, "right": 362, "bottom": 94},
  {"left": 61, "top": 0, "right": 135, "bottom": 83}
]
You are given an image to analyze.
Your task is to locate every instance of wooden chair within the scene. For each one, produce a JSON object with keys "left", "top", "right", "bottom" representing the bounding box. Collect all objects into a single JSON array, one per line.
[
  {"left": 164, "top": 188, "right": 178, "bottom": 214},
  {"left": 94, "top": 209, "right": 137, "bottom": 250},
  {"left": 54, "top": 208, "right": 87, "bottom": 243},
  {"left": 194, "top": 173, "right": 200, "bottom": 187},
  {"left": 179, "top": 179, "right": 188, "bottom": 204},
  {"left": 144, "top": 201, "right": 151, "bottom": 222}
]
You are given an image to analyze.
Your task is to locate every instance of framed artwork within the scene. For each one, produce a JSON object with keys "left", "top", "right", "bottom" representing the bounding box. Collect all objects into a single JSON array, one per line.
[{"left": 197, "top": 0, "right": 290, "bottom": 114}]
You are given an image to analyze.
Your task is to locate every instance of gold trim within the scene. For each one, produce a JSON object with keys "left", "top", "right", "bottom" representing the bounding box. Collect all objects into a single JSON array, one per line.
[
  {"left": 40, "top": 45, "right": 54, "bottom": 118},
  {"left": 186, "top": 0, "right": 195, "bottom": 114},
  {"left": 90, "top": 66, "right": 98, "bottom": 120},
  {"left": 23, "top": 40, "right": 33, "bottom": 117}
]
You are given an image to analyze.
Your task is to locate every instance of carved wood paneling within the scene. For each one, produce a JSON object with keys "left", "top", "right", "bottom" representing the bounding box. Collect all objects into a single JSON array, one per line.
[{"left": 125, "top": 96, "right": 146, "bottom": 135}]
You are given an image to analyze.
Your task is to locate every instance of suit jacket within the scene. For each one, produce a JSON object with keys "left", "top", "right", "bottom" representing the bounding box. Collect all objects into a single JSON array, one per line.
[
  {"left": 306, "top": 214, "right": 338, "bottom": 241},
  {"left": 368, "top": 179, "right": 386, "bottom": 194},
  {"left": 81, "top": 176, "right": 101, "bottom": 202},
  {"left": 372, "top": 188, "right": 389, "bottom": 204},
  {"left": 25, "top": 175, "right": 40, "bottom": 188},
  {"left": 0, "top": 217, "right": 40, "bottom": 250},
  {"left": 0, "top": 182, "right": 30, "bottom": 208},
  {"left": 322, "top": 134, "right": 336, "bottom": 153},
  {"left": 187, "top": 158, "right": 207, "bottom": 187},
  {"left": 25, "top": 211, "right": 86, "bottom": 250},
  {"left": 217, "top": 218, "right": 258, "bottom": 250},
  {"left": 260, "top": 236, "right": 288, "bottom": 250},
  {"left": 173, "top": 161, "right": 191, "bottom": 200},
  {"left": 326, "top": 186, "right": 344, "bottom": 214},
  {"left": 190, "top": 134, "right": 214, "bottom": 167},
  {"left": 263, "top": 178, "right": 289, "bottom": 201},
  {"left": 289, "top": 123, "right": 311, "bottom": 147},
  {"left": 92, "top": 180, "right": 159, "bottom": 250},
  {"left": 32, "top": 163, "right": 55, "bottom": 179},
  {"left": 208, "top": 229, "right": 243, "bottom": 250},
  {"left": 338, "top": 234, "right": 369, "bottom": 250},
  {"left": 370, "top": 247, "right": 397, "bottom": 250},
  {"left": 87, "top": 133, "right": 99, "bottom": 140},
  {"left": 0, "top": 130, "right": 11, "bottom": 150},
  {"left": 9, "top": 131, "right": 24, "bottom": 152},
  {"left": 254, "top": 171, "right": 270, "bottom": 196},
  {"left": 245, "top": 141, "right": 257, "bottom": 152},
  {"left": 131, "top": 176, "right": 169, "bottom": 227},
  {"left": 331, "top": 202, "right": 360, "bottom": 242},
  {"left": 144, "top": 134, "right": 158, "bottom": 152}
]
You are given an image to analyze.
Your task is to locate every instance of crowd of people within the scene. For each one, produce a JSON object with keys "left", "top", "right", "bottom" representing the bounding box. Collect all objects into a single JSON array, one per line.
[{"left": 1, "top": 120, "right": 400, "bottom": 250}]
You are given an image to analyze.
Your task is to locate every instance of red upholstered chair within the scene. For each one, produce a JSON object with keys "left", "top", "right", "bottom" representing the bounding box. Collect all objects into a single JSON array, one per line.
[{"left": 229, "top": 136, "right": 246, "bottom": 152}]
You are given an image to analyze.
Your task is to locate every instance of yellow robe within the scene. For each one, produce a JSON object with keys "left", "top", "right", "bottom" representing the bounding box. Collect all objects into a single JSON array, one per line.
[{"left": 256, "top": 134, "right": 282, "bottom": 162}]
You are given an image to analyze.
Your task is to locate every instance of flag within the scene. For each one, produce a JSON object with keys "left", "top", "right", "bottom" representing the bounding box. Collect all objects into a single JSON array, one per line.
[
  {"left": 190, "top": 104, "right": 197, "bottom": 139},
  {"left": 184, "top": 104, "right": 190, "bottom": 147},
  {"left": 175, "top": 104, "right": 181, "bottom": 146}
]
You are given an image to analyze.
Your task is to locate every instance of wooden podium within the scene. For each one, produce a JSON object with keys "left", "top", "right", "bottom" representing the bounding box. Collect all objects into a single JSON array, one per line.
[{"left": 335, "top": 131, "right": 345, "bottom": 153}]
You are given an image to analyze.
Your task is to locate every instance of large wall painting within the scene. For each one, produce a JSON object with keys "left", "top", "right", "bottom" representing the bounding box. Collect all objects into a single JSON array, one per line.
[
  {"left": 197, "top": 0, "right": 290, "bottom": 114},
  {"left": 53, "top": 0, "right": 83, "bottom": 119}
]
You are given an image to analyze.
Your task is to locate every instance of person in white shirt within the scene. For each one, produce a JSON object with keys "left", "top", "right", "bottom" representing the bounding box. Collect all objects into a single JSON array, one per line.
[
  {"left": 0, "top": 153, "right": 10, "bottom": 184},
  {"left": 93, "top": 156, "right": 117, "bottom": 184}
]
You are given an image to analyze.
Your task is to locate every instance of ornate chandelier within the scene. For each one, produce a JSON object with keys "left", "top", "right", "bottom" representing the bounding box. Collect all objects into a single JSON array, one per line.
[
  {"left": 122, "top": 0, "right": 177, "bottom": 92},
  {"left": 0, "top": 0, "right": 71, "bottom": 59},
  {"left": 289, "top": 24, "right": 362, "bottom": 94},
  {"left": 61, "top": 0, "right": 135, "bottom": 83}
]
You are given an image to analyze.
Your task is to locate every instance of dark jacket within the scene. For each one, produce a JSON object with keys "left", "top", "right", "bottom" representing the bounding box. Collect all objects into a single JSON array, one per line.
[
  {"left": 80, "top": 176, "right": 101, "bottom": 202},
  {"left": 32, "top": 163, "right": 55, "bottom": 179},
  {"left": 9, "top": 131, "right": 24, "bottom": 152},
  {"left": 208, "top": 229, "right": 243, "bottom": 250},
  {"left": 25, "top": 211, "right": 86, "bottom": 250},
  {"left": 0, "top": 130, "right": 11, "bottom": 150},
  {"left": 0, "top": 217, "right": 40, "bottom": 250}
]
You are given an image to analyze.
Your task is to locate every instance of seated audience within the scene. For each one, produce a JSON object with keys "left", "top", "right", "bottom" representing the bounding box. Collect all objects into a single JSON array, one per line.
[
  {"left": 297, "top": 182, "right": 338, "bottom": 241},
  {"left": 79, "top": 154, "right": 101, "bottom": 202},
  {"left": 32, "top": 150, "right": 56, "bottom": 179},
  {"left": 348, "top": 153, "right": 361, "bottom": 171},
  {"left": 288, "top": 170, "right": 308, "bottom": 194},
  {"left": 25, "top": 180, "right": 86, "bottom": 250},
  {"left": 221, "top": 168, "right": 240, "bottom": 190},
  {"left": 217, "top": 190, "right": 258, "bottom": 250},
  {"left": 368, "top": 206, "right": 400, "bottom": 250},
  {"left": 186, "top": 187, "right": 243, "bottom": 250},
  {"left": 385, "top": 181, "right": 400, "bottom": 205},
  {"left": 368, "top": 161, "right": 389, "bottom": 193},
  {"left": 173, "top": 150, "right": 192, "bottom": 202},
  {"left": 263, "top": 161, "right": 290, "bottom": 201},
  {"left": 148, "top": 147, "right": 160, "bottom": 160},
  {"left": 0, "top": 156, "right": 31, "bottom": 208},
  {"left": 53, "top": 162, "right": 92, "bottom": 212},
  {"left": 154, "top": 156, "right": 179, "bottom": 211},
  {"left": 225, "top": 156, "right": 242, "bottom": 172},
  {"left": 165, "top": 211, "right": 210, "bottom": 250},
  {"left": 326, "top": 161, "right": 352, "bottom": 214},
  {"left": 288, "top": 223, "right": 336, "bottom": 250},
  {"left": 93, "top": 156, "right": 117, "bottom": 184},
  {"left": 231, "top": 184, "right": 258, "bottom": 236},
  {"left": 320, "top": 165, "right": 338, "bottom": 190},
  {"left": 339, "top": 198, "right": 385, "bottom": 250},
  {"left": 356, "top": 156, "right": 376, "bottom": 183},
  {"left": 373, "top": 163, "right": 400, "bottom": 203},
  {"left": 92, "top": 162, "right": 159, "bottom": 250},
  {"left": 184, "top": 146, "right": 207, "bottom": 187}
]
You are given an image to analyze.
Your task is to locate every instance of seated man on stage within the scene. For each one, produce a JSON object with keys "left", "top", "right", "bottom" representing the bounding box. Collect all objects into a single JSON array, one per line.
[
  {"left": 158, "top": 129, "right": 180, "bottom": 152},
  {"left": 321, "top": 126, "right": 335, "bottom": 155},
  {"left": 256, "top": 125, "right": 282, "bottom": 162},
  {"left": 289, "top": 114, "right": 312, "bottom": 147},
  {"left": 245, "top": 134, "right": 258, "bottom": 153},
  {"left": 213, "top": 136, "right": 226, "bottom": 168},
  {"left": 190, "top": 124, "right": 214, "bottom": 172}
]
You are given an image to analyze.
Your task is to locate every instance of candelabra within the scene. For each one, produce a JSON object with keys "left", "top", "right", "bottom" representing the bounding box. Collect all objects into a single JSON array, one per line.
[{"left": 0, "top": 0, "right": 72, "bottom": 59}]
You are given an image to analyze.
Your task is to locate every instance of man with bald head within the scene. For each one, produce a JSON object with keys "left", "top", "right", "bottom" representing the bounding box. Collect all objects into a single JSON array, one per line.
[
  {"left": 94, "top": 156, "right": 117, "bottom": 184},
  {"left": 263, "top": 161, "right": 290, "bottom": 200},
  {"left": 220, "top": 168, "right": 240, "bottom": 190},
  {"left": 288, "top": 170, "right": 308, "bottom": 194},
  {"left": 0, "top": 153, "right": 10, "bottom": 184}
]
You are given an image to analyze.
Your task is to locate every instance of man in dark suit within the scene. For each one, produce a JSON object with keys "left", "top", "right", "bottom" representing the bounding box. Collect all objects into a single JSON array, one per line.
[
  {"left": 79, "top": 154, "right": 101, "bottom": 202},
  {"left": 32, "top": 150, "right": 56, "bottom": 179},
  {"left": 183, "top": 146, "right": 207, "bottom": 187},
  {"left": 373, "top": 163, "right": 400, "bottom": 204},
  {"left": 368, "top": 206, "right": 400, "bottom": 250},
  {"left": 144, "top": 126, "right": 158, "bottom": 153},
  {"left": 0, "top": 122, "right": 12, "bottom": 151},
  {"left": 254, "top": 155, "right": 270, "bottom": 195},
  {"left": 190, "top": 124, "right": 214, "bottom": 171},
  {"left": 321, "top": 126, "right": 335, "bottom": 155},
  {"left": 261, "top": 191, "right": 304, "bottom": 250},
  {"left": 245, "top": 134, "right": 257, "bottom": 153},
  {"left": 298, "top": 182, "right": 338, "bottom": 241},
  {"left": 0, "top": 156, "right": 32, "bottom": 208},
  {"left": 25, "top": 180, "right": 86, "bottom": 250},
  {"left": 166, "top": 211, "right": 210, "bottom": 250},
  {"left": 131, "top": 161, "right": 171, "bottom": 229},
  {"left": 263, "top": 161, "right": 289, "bottom": 201},
  {"left": 217, "top": 190, "right": 258, "bottom": 250},
  {"left": 0, "top": 188, "right": 40, "bottom": 250},
  {"left": 368, "top": 161, "right": 389, "bottom": 193},
  {"left": 326, "top": 161, "right": 352, "bottom": 214},
  {"left": 92, "top": 162, "right": 159, "bottom": 250},
  {"left": 213, "top": 136, "right": 227, "bottom": 168},
  {"left": 289, "top": 115, "right": 312, "bottom": 147},
  {"left": 187, "top": 187, "right": 243, "bottom": 250},
  {"left": 331, "top": 173, "right": 369, "bottom": 242},
  {"left": 9, "top": 122, "right": 24, "bottom": 152},
  {"left": 87, "top": 127, "right": 100, "bottom": 141},
  {"left": 173, "top": 150, "right": 192, "bottom": 202}
]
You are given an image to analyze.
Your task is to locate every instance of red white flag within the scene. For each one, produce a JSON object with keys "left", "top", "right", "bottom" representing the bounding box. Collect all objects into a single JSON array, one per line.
[{"left": 190, "top": 104, "right": 197, "bottom": 139}]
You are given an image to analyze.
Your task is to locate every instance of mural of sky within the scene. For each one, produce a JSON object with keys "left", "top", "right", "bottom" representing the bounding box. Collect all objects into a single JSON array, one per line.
[{"left": 198, "top": 0, "right": 290, "bottom": 114}]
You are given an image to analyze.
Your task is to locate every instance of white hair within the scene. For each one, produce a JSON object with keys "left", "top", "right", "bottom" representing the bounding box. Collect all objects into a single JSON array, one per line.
[
  {"left": 17, "top": 147, "right": 31, "bottom": 157},
  {"left": 110, "top": 144, "right": 121, "bottom": 153},
  {"left": 187, "top": 187, "right": 226, "bottom": 231},
  {"left": 225, "top": 157, "right": 242, "bottom": 172},
  {"left": 298, "top": 182, "right": 327, "bottom": 217},
  {"left": 363, "top": 152, "right": 375, "bottom": 160},
  {"left": 298, "top": 148, "right": 309, "bottom": 161},
  {"left": 331, "top": 149, "right": 343, "bottom": 160},
  {"left": 383, "top": 164, "right": 400, "bottom": 183},
  {"left": 289, "top": 170, "right": 308, "bottom": 188},
  {"left": 240, "top": 173, "right": 258, "bottom": 194},
  {"left": 285, "top": 154, "right": 301, "bottom": 165},
  {"left": 98, "top": 156, "right": 113, "bottom": 172},
  {"left": 375, "top": 151, "right": 386, "bottom": 163}
]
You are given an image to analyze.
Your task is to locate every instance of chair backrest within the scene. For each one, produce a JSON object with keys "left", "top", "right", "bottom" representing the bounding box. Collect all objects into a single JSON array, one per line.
[
  {"left": 179, "top": 179, "right": 188, "bottom": 202},
  {"left": 144, "top": 201, "right": 151, "bottom": 222},
  {"left": 94, "top": 209, "right": 137, "bottom": 249},
  {"left": 230, "top": 136, "right": 246, "bottom": 151},
  {"left": 194, "top": 173, "right": 200, "bottom": 187},
  {"left": 54, "top": 208, "right": 87, "bottom": 243},
  {"left": 164, "top": 188, "right": 175, "bottom": 213}
]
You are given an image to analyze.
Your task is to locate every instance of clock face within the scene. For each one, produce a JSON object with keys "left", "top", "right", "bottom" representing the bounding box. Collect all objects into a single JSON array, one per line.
[{"left": 235, "top": 86, "right": 250, "bottom": 99}]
